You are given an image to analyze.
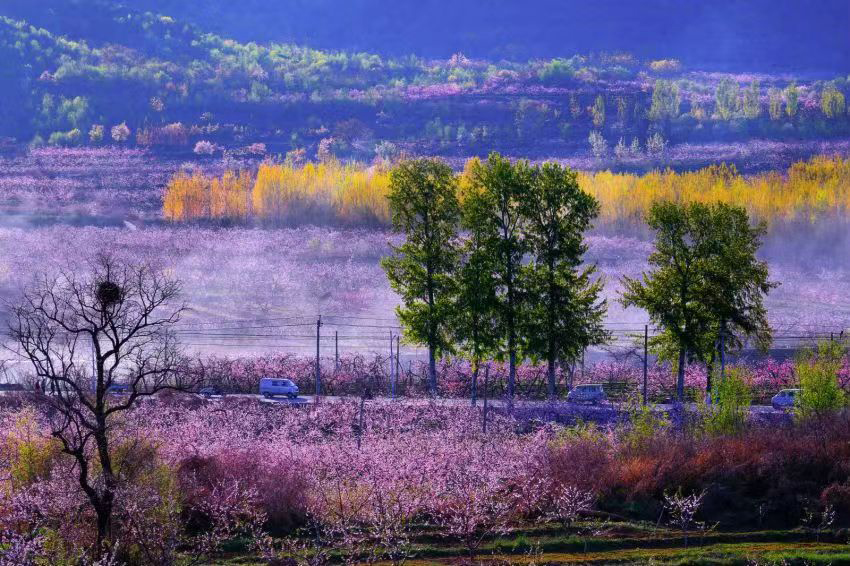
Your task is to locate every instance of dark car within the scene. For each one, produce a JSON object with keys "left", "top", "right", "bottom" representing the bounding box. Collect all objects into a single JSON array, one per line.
[{"left": 199, "top": 386, "right": 225, "bottom": 398}]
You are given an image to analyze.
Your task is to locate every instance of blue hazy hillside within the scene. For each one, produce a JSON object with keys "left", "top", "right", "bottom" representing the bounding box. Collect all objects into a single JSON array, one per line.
[
  {"left": 1, "top": 0, "right": 848, "bottom": 167},
  {"left": 9, "top": 0, "right": 847, "bottom": 73}
]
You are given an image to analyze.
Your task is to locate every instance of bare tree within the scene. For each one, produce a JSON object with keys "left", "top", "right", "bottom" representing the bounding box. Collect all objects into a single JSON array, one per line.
[{"left": 5, "top": 254, "right": 193, "bottom": 557}]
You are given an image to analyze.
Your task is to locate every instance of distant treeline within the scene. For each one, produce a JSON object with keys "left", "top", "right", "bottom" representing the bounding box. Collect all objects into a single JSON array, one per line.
[
  {"left": 2, "top": 2, "right": 850, "bottom": 162},
  {"left": 163, "top": 155, "right": 850, "bottom": 228}
]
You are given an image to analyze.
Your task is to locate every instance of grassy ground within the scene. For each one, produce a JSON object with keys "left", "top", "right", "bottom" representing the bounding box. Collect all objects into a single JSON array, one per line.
[{"left": 198, "top": 522, "right": 850, "bottom": 565}]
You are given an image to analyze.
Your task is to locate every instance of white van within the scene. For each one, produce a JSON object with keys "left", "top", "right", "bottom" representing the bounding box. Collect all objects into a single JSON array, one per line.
[{"left": 259, "top": 378, "right": 299, "bottom": 399}]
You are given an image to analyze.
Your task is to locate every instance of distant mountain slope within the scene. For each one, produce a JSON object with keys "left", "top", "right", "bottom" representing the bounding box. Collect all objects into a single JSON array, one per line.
[
  {"left": 0, "top": 1, "right": 847, "bottom": 167},
  {"left": 18, "top": 0, "right": 848, "bottom": 73}
]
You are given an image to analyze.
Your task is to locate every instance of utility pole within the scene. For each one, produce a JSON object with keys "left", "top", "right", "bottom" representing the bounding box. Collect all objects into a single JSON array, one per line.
[
  {"left": 643, "top": 324, "right": 648, "bottom": 405},
  {"left": 315, "top": 316, "right": 322, "bottom": 400},
  {"left": 390, "top": 331, "right": 395, "bottom": 399},
  {"left": 482, "top": 364, "right": 490, "bottom": 433},
  {"left": 720, "top": 327, "right": 726, "bottom": 384},
  {"left": 334, "top": 330, "right": 339, "bottom": 371}
]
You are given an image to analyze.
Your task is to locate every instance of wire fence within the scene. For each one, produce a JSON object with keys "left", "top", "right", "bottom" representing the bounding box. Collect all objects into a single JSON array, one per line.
[{"left": 171, "top": 314, "right": 850, "bottom": 404}]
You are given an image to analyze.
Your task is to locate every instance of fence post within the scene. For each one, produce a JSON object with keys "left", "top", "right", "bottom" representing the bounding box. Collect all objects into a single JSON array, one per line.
[
  {"left": 396, "top": 335, "right": 401, "bottom": 395},
  {"left": 643, "top": 324, "right": 648, "bottom": 406},
  {"left": 315, "top": 316, "right": 322, "bottom": 400}
]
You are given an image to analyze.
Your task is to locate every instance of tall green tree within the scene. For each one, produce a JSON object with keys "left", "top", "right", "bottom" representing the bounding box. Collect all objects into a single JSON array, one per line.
[
  {"left": 690, "top": 203, "right": 776, "bottom": 393},
  {"left": 451, "top": 184, "right": 501, "bottom": 403},
  {"left": 382, "top": 158, "right": 460, "bottom": 395},
  {"left": 520, "top": 163, "right": 608, "bottom": 398},
  {"left": 467, "top": 152, "right": 529, "bottom": 399},
  {"left": 622, "top": 202, "right": 776, "bottom": 402}
]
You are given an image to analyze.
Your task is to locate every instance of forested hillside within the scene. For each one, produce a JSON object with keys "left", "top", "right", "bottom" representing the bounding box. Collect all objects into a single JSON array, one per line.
[{"left": 1, "top": 0, "right": 849, "bottom": 167}]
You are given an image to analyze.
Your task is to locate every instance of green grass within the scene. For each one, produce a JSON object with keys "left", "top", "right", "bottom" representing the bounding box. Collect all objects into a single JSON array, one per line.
[{"left": 193, "top": 523, "right": 850, "bottom": 565}]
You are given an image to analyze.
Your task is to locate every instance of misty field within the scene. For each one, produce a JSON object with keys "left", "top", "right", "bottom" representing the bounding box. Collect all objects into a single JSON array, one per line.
[{"left": 0, "top": 224, "right": 848, "bottom": 355}]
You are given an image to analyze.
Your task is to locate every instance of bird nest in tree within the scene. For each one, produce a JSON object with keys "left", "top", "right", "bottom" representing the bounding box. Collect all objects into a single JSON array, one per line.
[{"left": 97, "top": 281, "right": 122, "bottom": 307}]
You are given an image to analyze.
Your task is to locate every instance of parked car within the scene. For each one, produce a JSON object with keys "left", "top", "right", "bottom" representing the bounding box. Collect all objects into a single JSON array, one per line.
[
  {"left": 199, "top": 386, "right": 224, "bottom": 398},
  {"left": 567, "top": 384, "right": 607, "bottom": 405},
  {"left": 259, "top": 378, "right": 299, "bottom": 399},
  {"left": 771, "top": 388, "right": 800, "bottom": 410}
]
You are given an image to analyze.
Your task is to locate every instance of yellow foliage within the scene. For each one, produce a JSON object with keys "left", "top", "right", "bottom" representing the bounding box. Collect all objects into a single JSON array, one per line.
[
  {"left": 163, "top": 156, "right": 850, "bottom": 227},
  {"left": 164, "top": 161, "right": 391, "bottom": 225},
  {"left": 252, "top": 160, "right": 390, "bottom": 224},
  {"left": 574, "top": 156, "right": 850, "bottom": 224}
]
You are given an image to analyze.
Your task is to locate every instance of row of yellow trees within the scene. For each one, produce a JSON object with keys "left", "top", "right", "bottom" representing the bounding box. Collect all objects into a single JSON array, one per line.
[
  {"left": 163, "top": 156, "right": 850, "bottom": 226},
  {"left": 163, "top": 162, "right": 391, "bottom": 225}
]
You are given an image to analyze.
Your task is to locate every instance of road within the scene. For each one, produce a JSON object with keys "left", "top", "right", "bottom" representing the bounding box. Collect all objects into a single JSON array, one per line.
[{"left": 213, "top": 393, "right": 787, "bottom": 418}]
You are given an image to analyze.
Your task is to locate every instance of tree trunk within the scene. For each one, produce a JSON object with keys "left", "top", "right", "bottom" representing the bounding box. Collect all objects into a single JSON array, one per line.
[
  {"left": 94, "top": 424, "right": 115, "bottom": 554},
  {"left": 547, "top": 356, "right": 556, "bottom": 399},
  {"left": 95, "top": 502, "right": 112, "bottom": 554},
  {"left": 428, "top": 345, "right": 437, "bottom": 396},
  {"left": 677, "top": 347, "right": 686, "bottom": 402},
  {"left": 471, "top": 362, "right": 478, "bottom": 406},
  {"left": 705, "top": 350, "right": 715, "bottom": 404}
]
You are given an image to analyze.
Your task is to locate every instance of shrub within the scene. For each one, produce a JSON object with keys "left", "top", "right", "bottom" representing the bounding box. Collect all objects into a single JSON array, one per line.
[
  {"left": 704, "top": 369, "right": 751, "bottom": 435},
  {"left": 193, "top": 140, "right": 217, "bottom": 155},
  {"left": 88, "top": 124, "right": 104, "bottom": 143},
  {"left": 587, "top": 130, "right": 607, "bottom": 158},
  {"left": 646, "top": 131, "right": 667, "bottom": 156},
  {"left": 622, "top": 397, "right": 669, "bottom": 449},
  {"left": 795, "top": 340, "right": 847, "bottom": 420},
  {"left": 649, "top": 59, "right": 682, "bottom": 74},
  {"left": 111, "top": 122, "right": 131, "bottom": 143},
  {"left": 47, "top": 128, "right": 82, "bottom": 147}
]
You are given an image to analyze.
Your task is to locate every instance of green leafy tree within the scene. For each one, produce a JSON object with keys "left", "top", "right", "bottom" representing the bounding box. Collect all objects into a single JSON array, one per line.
[
  {"left": 520, "top": 162, "right": 608, "bottom": 398},
  {"left": 690, "top": 203, "right": 776, "bottom": 393},
  {"left": 621, "top": 201, "right": 712, "bottom": 401},
  {"left": 715, "top": 78, "right": 740, "bottom": 121},
  {"left": 382, "top": 159, "right": 460, "bottom": 395},
  {"left": 451, "top": 184, "right": 501, "bottom": 402},
  {"left": 785, "top": 82, "right": 799, "bottom": 119},
  {"left": 622, "top": 202, "right": 775, "bottom": 402},
  {"left": 467, "top": 153, "right": 530, "bottom": 399},
  {"left": 821, "top": 84, "right": 846, "bottom": 119},
  {"left": 649, "top": 79, "right": 680, "bottom": 122},
  {"left": 795, "top": 340, "right": 847, "bottom": 421}
]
